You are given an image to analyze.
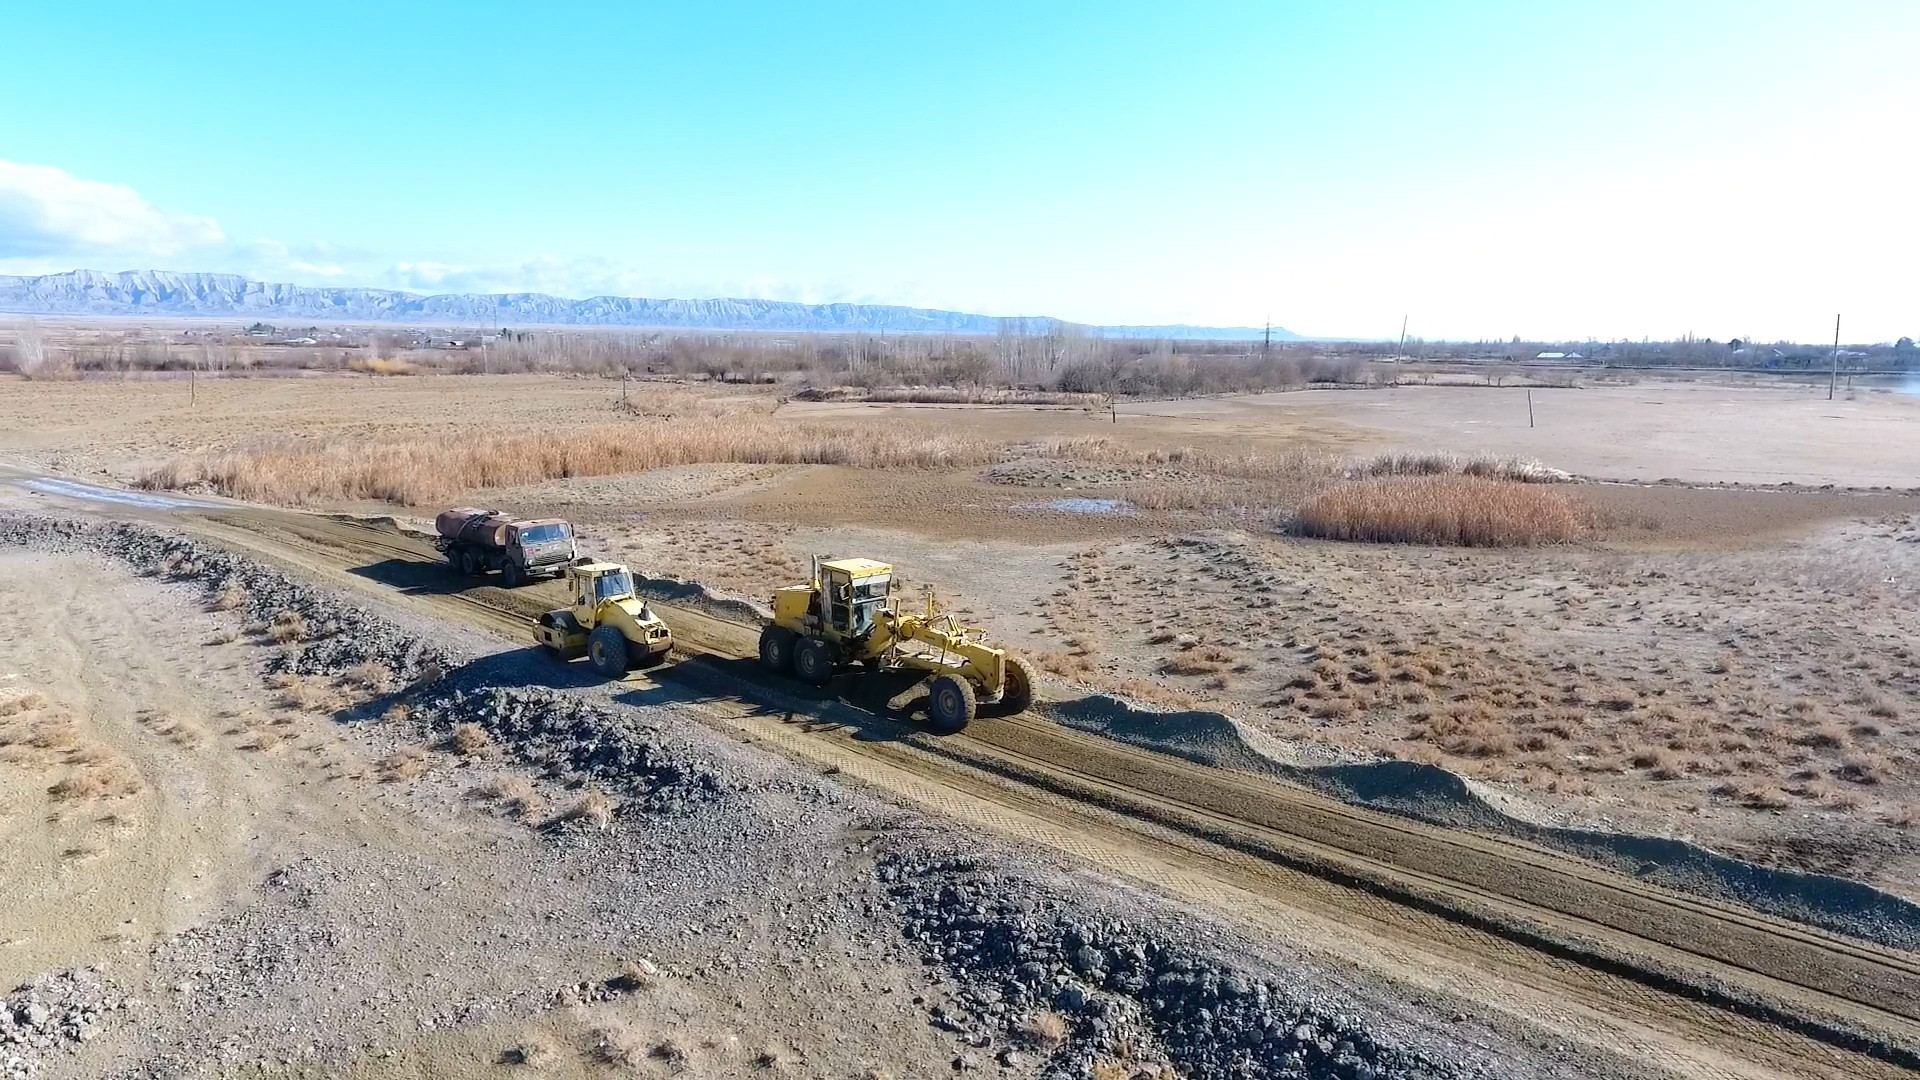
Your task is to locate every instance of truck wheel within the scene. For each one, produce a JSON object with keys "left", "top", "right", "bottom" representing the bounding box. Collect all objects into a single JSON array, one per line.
[
  {"left": 588, "top": 626, "right": 629, "bottom": 678},
  {"left": 758, "top": 626, "right": 796, "bottom": 674},
  {"left": 501, "top": 561, "right": 528, "bottom": 588},
  {"left": 996, "top": 655, "right": 1035, "bottom": 715},
  {"left": 793, "top": 637, "right": 834, "bottom": 686},
  {"left": 925, "top": 674, "right": 976, "bottom": 734},
  {"left": 454, "top": 549, "right": 477, "bottom": 576}
]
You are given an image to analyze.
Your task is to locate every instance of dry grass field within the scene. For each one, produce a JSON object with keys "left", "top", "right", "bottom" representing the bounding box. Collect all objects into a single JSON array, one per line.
[{"left": 4, "top": 368, "right": 1918, "bottom": 893}]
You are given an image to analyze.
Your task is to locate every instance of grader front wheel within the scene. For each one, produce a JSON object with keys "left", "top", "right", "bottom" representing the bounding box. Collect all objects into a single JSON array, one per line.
[
  {"left": 996, "top": 655, "right": 1035, "bottom": 715},
  {"left": 926, "top": 674, "right": 977, "bottom": 734}
]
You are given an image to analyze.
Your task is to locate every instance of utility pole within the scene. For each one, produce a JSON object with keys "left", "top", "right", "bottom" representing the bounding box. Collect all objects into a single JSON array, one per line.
[
  {"left": 1396, "top": 315, "right": 1408, "bottom": 360},
  {"left": 1262, "top": 321, "right": 1271, "bottom": 357},
  {"left": 1828, "top": 314, "right": 1841, "bottom": 400}
]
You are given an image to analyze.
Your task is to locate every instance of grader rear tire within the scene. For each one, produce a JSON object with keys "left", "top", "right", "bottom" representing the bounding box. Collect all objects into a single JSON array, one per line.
[
  {"left": 925, "top": 674, "right": 976, "bottom": 734},
  {"left": 758, "top": 626, "right": 796, "bottom": 674},
  {"left": 793, "top": 637, "right": 834, "bottom": 686},
  {"left": 588, "top": 626, "right": 629, "bottom": 678}
]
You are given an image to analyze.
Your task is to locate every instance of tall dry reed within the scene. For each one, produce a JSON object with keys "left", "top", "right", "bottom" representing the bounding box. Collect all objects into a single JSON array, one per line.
[
  {"left": 1294, "top": 475, "right": 1590, "bottom": 546},
  {"left": 138, "top": 418, "right": 999, "bottom": 506}
]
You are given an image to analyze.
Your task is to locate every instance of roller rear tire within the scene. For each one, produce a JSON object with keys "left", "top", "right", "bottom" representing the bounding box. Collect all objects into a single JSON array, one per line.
[{"left": 588, "top": 626, "right": 629, "bottom": 678}]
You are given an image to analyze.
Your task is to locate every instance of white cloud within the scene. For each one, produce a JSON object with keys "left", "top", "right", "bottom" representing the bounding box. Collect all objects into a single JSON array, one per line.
[{"left": 0, "top": 160, "right": 225, "bottom": 259}]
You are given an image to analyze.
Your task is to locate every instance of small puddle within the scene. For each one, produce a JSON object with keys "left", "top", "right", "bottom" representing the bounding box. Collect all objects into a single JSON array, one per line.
[
  {"left": 1017, "top": 497, "right": 1136, "bottom": 515},
  {"left": 19, "top": 477, "right": 223, "bottom": 511}
]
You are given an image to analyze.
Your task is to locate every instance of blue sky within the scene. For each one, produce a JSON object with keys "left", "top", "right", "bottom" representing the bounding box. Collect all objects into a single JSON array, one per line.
[{"left": 1, "top": 1, "right": 1914, "bottom": 339}]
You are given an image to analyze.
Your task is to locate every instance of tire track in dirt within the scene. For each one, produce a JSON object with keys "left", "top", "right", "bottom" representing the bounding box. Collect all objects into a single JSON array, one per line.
[{"left": 85, "top": 506, "right": 1920, "bottom": 1078}]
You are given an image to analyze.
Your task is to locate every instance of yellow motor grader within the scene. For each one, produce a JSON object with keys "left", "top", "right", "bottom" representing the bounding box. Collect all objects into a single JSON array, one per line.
[
  {"left": 535, "top": 561, "right": 674, "bottom": 677},
  {"left": 758, "top": 557, "right": 1033, "bottom": 732}
]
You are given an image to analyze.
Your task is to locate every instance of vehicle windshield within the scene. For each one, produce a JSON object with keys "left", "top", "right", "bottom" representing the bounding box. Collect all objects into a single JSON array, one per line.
[
  {"left": 520, "top": 523, "right": 569, "bottom": 544},
  {"left": 594, "top": 571, "right": 633, "bottom": 601}
]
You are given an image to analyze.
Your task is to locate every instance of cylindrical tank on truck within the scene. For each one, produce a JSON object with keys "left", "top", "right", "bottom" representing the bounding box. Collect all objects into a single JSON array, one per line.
[{"left": 433, "top": 508, "right": 578, "bottom": 586}]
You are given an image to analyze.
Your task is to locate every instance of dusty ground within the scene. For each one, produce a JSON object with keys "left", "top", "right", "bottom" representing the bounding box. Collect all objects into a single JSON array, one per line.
[
  {"left": 0, "top": 551, "right": 972, "bottom": 1077},
  {"left": 1086, "top": 382, "right": 1920, "bottom": 488},
  {"left": 2, "top": 528, "right": 1610, "bottom": 1080},
  {"left": 2, "top": 375, "right": 1915, "bottom": 905}
]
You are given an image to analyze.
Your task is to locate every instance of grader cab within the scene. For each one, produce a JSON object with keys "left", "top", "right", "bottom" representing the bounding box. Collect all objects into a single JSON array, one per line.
[
  {"left": 758, "top": 557, "right": 1033, "bottom": 732},
  {"left": 534, "top": 561, "right": 674, "bottom": 677}
]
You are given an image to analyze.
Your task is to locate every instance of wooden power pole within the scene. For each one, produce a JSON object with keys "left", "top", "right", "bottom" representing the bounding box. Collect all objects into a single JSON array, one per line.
[{"left": 1828, "top": 314, "right": 1841, "bottom": 400}]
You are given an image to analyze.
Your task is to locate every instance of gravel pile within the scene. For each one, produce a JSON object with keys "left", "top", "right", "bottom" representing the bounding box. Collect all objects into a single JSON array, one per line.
[
  {"left": 413, "top": 684, "right": 730, "bottom": 813},
  {"left": 0, "top": 513, "right": 455, "bottom": 685},
  {"left": 0, "top": 969, "right": 124, "bottom": 1079},
  {"left": 882, "top": 852, "right": 1460, "bottom": 1080}
]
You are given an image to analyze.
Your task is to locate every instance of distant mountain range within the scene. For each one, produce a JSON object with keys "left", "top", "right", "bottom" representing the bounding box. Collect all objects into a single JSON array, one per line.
[{"left": 0, "top": 270, "right": 1291, "bottom": 341}]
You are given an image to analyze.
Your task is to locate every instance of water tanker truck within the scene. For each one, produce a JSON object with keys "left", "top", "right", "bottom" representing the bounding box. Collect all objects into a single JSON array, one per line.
[{"left": 433, "top": 508, "right": 578, "bottom": 586}]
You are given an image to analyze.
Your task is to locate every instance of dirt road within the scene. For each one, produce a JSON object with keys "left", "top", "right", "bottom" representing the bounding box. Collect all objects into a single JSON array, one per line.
[{"left": 110, "top": 503, "right": 1916, "bottom": 1079}]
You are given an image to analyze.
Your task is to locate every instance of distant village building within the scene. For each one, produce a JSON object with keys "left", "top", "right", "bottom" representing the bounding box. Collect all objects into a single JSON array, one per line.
[{"left": 1533, "top": 351, "right": 1584, "bottom": 361}]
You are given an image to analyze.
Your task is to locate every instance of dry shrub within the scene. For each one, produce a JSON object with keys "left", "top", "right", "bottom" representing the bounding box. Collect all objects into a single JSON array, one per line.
[
  {"left": 1835, "top": 755, "right": 1886, "bottom": 786},
  {"left": 587, "top": 1024, "right": 644, "bottom": 1067},
  {"left": 1295, "top": 476, "right": 1591, "bottom": 546},
  {"left": 555, "top": 788, "right": 614, "bottom": 830},
  {"left": 1412, "top": 703, "right": 1511, "bottom": 758},
  {"left": 49, "top": 762, "right": 142, "bottom": 801},
  {"left": 380, "top": 746, "right": 430, "bottom": 782},
  {"left": 0, "top": 691, "right": 49, "bottom": 717},
  {"left": 1034, "top": 651, "right": 1095, "bottom": 679},
  {"left": 1157, "top": 655, "right": 1221, "bottom": 677},
  {"left": 157, "top": 717, "right": 206, "bottom": 747},
  {"left": 1349, "top": 451, "right": 1571, "bottom": 483},
  {"left": 497, "top": 1039, "right": 553, "bottom": 1067},
  {"left": 210, "top": 582, "right": 249, "bottom": 612},
  {"left": 26, "top": 717, "right": 80, "bottom": 751},
  {"left": 471, "top": 774, "right": 546, "bottom": 817},
  {"left": 274, "top": 675, "right": 339, "bottom": 712},
  {"left": 339, "top": 660, "right": 395, "bottom": 694},
  {"left": 450, "top": 722, "right": 496, "bottom": 757},
  {"left": 648, "top": 1038, "right": 689, "bottom": 1067},
  {"left": 1717, "top": 782, "right": 1789, "bottom": 810},
  {"left": 409, "top": 660, "right": 446, "bottom": 690},
  {"left": 267, "top": 610, "right": 307, "bottom": 644},
  {"left": 1017, "top": 1010, "right": 1071, "bottom": 1047},
  {"left": 346, "top": 356, "right": 420, "bottom": 376},
  {"left": 1794, "top": 722, "right": 1849, "bottom": 750}
]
